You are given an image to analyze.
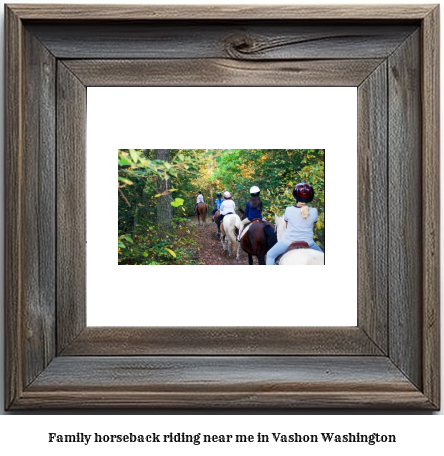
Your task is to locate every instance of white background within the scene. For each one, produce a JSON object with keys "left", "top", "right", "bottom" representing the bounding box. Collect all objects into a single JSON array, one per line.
[
  {"left": 0, "top": 0, "right": 442, "bottom": 451},
  {"left": 88, "top": 87, "right": 357, "bottom": 326}
]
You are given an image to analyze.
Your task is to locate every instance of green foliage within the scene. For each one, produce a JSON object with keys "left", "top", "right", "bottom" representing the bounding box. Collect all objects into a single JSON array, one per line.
[
  {"left": 118, "top": 216, "right": 201, "bottom": 265},
  {"left": 170, "top": 198, "right": 185, "bottom": 208}
]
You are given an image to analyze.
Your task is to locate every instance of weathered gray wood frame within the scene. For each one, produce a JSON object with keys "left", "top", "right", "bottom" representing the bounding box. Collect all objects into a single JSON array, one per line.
[{"left": 5, "top": 5, "right": 440, "bottom": 409}]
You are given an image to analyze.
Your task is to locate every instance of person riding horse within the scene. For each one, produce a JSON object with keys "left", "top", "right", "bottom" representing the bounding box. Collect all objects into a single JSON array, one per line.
[
  {"left": 212, "top": 192, "right": 223, "bottom": 222},
  {"left": 194, "top": 190, "right": 204, "bottom": 212},
  {"left": 216, "top": 191, "right": 236, "bottom": 232},
  {"left": 266, "top": 182, "right": 323, "bottom": 265},
  {"left": 237, "top": 185, "right": 263, "bottom": 241}
]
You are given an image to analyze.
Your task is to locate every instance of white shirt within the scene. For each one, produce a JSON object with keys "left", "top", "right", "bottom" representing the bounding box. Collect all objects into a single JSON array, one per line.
[
  {"left": 220, "top": 199, "right": 236, "bottom": 215},
  {"left": 283, "top": 206, "right": 318, "bottom": 245},
  {"left": 196, "top": 194, "right": 204, "bottom": 203}
]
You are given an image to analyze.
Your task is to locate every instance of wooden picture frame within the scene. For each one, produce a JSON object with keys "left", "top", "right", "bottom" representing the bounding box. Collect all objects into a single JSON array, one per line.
[{"left": 5, "top": 4, "right": 440, "bottom": 409}]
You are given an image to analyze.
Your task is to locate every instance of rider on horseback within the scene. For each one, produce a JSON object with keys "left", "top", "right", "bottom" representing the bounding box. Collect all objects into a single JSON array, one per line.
[
  {"left": 237, "top": 186, "right": 263, "bottom": 241},
  {"left": 266, "top": 182, "right": 323, "bottom": 265},
  {"left": 216, "top": 191, "right": 236, "bottom": 232},
  {"left": 194, "top": 190, "right": 204, "bottom": 212},
  {"left": 212, "top": 192, "right": 223, "bottom": 222}
]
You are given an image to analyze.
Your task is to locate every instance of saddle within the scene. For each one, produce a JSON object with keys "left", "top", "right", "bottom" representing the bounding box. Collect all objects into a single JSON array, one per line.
[{"left": 275, "top": 241, "right": 310, "bottom": 265}]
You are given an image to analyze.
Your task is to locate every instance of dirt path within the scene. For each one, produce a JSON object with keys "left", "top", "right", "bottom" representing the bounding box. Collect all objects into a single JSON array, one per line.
[{"left": 189, "top": 216, "right": 257, "bottom": 265}]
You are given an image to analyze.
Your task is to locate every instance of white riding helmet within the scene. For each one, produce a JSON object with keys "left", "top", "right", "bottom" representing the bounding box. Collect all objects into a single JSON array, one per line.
[
  {"left": 250, "top": 186, "right": 260, "bottom": 196},
  {"left": 223, "top": 191, "right": 231, "bottom": 199}
]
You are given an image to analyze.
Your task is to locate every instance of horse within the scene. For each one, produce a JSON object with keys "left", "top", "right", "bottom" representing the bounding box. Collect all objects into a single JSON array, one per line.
[
  {"left": 196, "top": 202, "right": 208, "bottom": 226},
  {"left": 240, "top": 219, "right": 277, "bottom": 265},
  {"left": 278, "top": 248, "right": 324, "bottom": 265},
  {"left": 220, "top": 213, "right": 241, "bottom": 259},
  {"left": 213, "top": 209, "right": 220, "bottom": 236},
  {"left": 274, "top": 215, "right": 324, "bottom": 265}
]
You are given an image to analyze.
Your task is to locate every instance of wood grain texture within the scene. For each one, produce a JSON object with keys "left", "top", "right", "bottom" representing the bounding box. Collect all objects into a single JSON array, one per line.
[
  {"left": 4, "top": 5, "right": 440, "bottom": 410},
  {"left": 13, "top": 356, "right": 433, "bottom": 409},
  {"left": 61, "top": 327, "right": 382, "bottom": 356},
  {"left": 388, "top": 30, "right": 422, "bottom": 389},
  {"left": 357, "top": 62, "right": 388, "bottom": 354},
  {"left": 15, "top": 390, "right": 434, "bottom": 410},
  {"left": 56, "top": 62, "right": 87, "bottom": 353},
  {"left": 5, "top": 5, "right": 24, "bottom": 410},
  {"left": 21, "top": 28, "right": 57, "bottom": 387},
  {"left": 7, "top": 4, "right": 435, "bottom": 20},
  {"left": 64, "top": 59, "right": 384, "bottom": 87},
  {"left": 27, "top": 22, "right": 416, "bottom": 60},
  {"left": 421, "top": 6, "right": 440, "bottom": 409},
  {"left": 28, "top": 357, "right": 419, "bottom": 391}
]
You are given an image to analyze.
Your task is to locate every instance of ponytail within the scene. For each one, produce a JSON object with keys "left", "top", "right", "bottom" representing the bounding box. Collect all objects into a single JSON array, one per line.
[
  {"left": 250, "top": 195, "right": 263, "bottom": 211},
  {"left": 300, "top": 203, "right": 309, "bottom": 219}
]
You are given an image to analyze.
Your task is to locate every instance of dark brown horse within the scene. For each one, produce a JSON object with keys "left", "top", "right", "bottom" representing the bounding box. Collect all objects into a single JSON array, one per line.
[
  {"left": 240, "top": 220, "right": 277, "bottom": 265},
  {"left": 196, "top": 202, "right": 208, "bottom": 226}
]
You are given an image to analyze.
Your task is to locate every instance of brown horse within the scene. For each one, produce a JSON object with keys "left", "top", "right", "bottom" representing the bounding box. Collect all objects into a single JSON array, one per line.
[
  {"left": 213, "top": 210, "right": 220, "bottom": 235},
  {"left": 196, "top": 202, "right": 208, "bottom": 226},
  {"left": 240, "top": 220, "right": 277, "bottom": 265}
]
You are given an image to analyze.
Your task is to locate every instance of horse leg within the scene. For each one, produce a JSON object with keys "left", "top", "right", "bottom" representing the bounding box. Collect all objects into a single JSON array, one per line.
[
  {"left": 228, "top": 228, "right": 238, "bottom": 257},
  {"left": 258, "top": 255, "right": 266, "bottom": 265},
  {"left": 226, "top": 233, "right": 233, "bottom": 256},
  {"left": 224, "top": 237, "right": 230, "bottom": 255},
  {"left": 248, "top": 254, "right": 253, "bottom": 265},
  {"left": 235, "top": 240, "right": 241, "bottom": 260}
]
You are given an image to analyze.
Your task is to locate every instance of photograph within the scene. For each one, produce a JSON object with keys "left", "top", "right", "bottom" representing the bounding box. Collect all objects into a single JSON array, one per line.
[{"left": 118, "top": 149, "right": 325, "bottom": 265}]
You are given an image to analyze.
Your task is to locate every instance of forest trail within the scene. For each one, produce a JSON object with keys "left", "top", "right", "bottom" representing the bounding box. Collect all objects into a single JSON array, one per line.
[
  {"left": 189, "top": 216, "right": 258, "bottom": 265},
  {"left": 119, "top": 149, "right": 324, "bottom": 265}
]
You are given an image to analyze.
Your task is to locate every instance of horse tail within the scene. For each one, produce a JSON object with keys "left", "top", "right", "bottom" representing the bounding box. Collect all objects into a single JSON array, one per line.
[{"left": 264, "top": 224, "right": 277, "bottom": 251}]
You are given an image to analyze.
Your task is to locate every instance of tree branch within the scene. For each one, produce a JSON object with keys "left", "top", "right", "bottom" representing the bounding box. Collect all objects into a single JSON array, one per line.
[{"left": 118, "top": 186, "right": 131, "bottom": 207}]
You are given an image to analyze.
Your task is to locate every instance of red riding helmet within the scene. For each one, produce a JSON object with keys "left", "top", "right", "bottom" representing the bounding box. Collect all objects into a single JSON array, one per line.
[{"left": 293, "top": 182, "right": 314, "bottom": 203}]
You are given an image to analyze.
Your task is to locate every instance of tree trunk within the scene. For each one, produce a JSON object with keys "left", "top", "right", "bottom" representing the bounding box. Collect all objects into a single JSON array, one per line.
[
  {"left": 131, "top": 182, "right": 145, "bottom": 234},
  {"left": 132, "top": 151, "right": 153, "bottom": 233},
  {"left": 155, "top": 149, "right": 173, "bottom": 233}
]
